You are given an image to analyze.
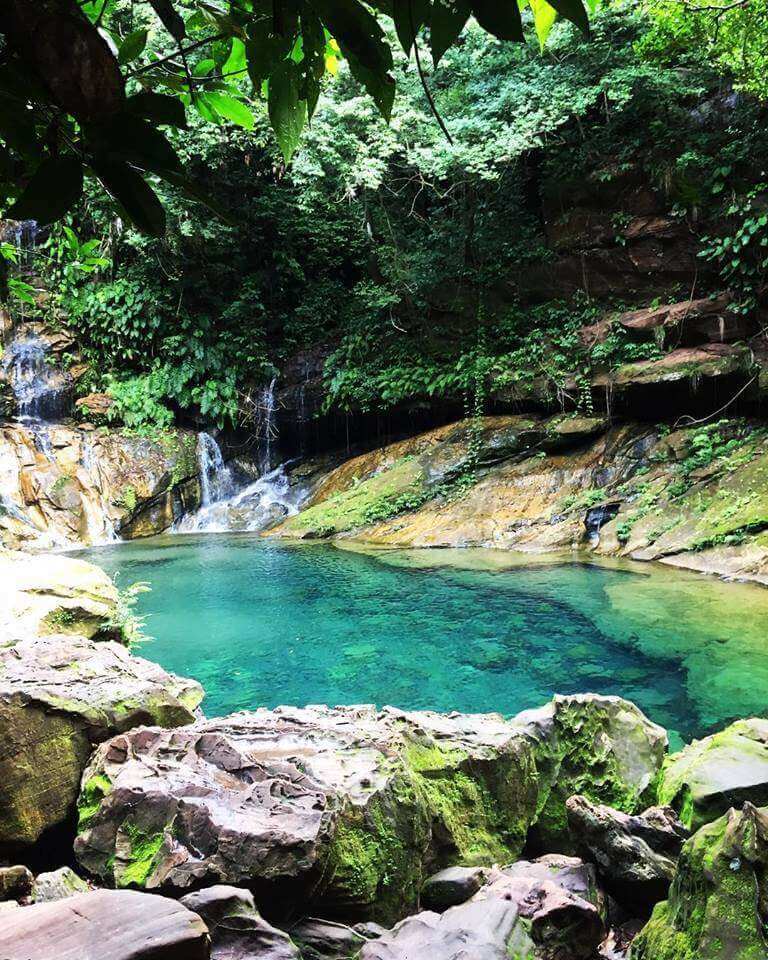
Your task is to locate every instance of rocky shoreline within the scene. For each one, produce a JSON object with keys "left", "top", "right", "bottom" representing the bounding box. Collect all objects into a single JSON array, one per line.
[{"left": 2, "top": 551, "right": 768, "bottom": 958}]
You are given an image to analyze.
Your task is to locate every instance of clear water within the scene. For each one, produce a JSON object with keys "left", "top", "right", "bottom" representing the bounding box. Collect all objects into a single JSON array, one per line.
[{"left": 83, "top": 537, "right": 768, "bottom": 744}]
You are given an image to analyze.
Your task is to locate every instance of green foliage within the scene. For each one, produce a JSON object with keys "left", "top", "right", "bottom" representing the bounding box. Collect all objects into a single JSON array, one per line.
[
  {"left": 0, "top": 0, "right": 595, "bottom": 234},
  {"left": 106, "top": 580, "right": 152, "bottom": 645}
]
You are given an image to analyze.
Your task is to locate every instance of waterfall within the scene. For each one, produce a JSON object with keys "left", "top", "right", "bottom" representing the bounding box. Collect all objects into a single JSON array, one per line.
[
  {"left": 256, "top": 376, "right": 277, "bottom": 474},
  {"left": 584, "top": 503, "right": 621, "bottom": 546},
  {"left": 197, "top": 432, "right": 235, "bottom": 506},
  {"left": 1, "top": 334, "right": 70, "bottom": 456}
]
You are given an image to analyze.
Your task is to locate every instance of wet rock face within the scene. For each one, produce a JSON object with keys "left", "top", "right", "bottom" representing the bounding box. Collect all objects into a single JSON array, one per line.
[
  {"left": 0, "top": 423, "right": 200, "bottom": 549},
  {"left": 74, "top": 705, "right": 540, "bottom": 923},
  {"left": 565, "top": 796, "right": 688, "bottom": 910},
  {"left": 0, "top": 889, "right": 210, "bottom": 960},
  {"left": 0, "top": 631, "right": 202, "bottom": 853},
  {"left": 632, "top": 802, "right": 768, "bottom": 960},
  {"left": 515, "top": 694, "right": 668, "bottom": 853},
  {"left": 657, "top": 717, "right": 768, "bottom": 831}
]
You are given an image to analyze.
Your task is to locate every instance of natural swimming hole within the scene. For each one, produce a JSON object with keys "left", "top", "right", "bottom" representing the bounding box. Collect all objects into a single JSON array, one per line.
[{"left": 84, "top": 536, "right": 768, "bottom": 745}]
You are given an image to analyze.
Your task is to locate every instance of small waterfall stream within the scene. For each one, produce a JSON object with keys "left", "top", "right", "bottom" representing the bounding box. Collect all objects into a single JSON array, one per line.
[{"left": 176, "top": 388, "right": 305, "bottom": 533}]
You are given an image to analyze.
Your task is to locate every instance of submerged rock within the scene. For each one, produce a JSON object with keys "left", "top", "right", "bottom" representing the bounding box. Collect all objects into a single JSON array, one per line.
[
  {"left": 180, "top": 885, "right": 300, "bottom": 959},
  {"left": 0, "top": 889, "right": 210, "bottom": 960},
  {"left": 74, "top": 705, "right": 539, "bottom": 922},
  {"left": 0, "top": 632, "right": 202, "bottom": 852},
  {"left": 657, "top": 717, "right": 768, "bottom": 831},
  {"left": 566, "top": 795, "right": 688, "bottom": 909},
  {"left": 632, "top": 802, "right": 768, "bottom": 960},
  {"left": 515, "top": 694, "right": 668, "bottom": 852}
]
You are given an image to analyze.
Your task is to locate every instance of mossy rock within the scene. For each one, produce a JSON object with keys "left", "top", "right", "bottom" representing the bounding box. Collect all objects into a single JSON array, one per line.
[
  {"left": 515, "top": 693, "right": 668, "bottom": 852},
  {"left": 658, "top": 718, "right": 768, "bottom": 832},
  {"left": 75, "top": 705, "right": 540, "bottom": 923},
  {"left": 632, "top": 802, "right": 768, "bottom": 960}
]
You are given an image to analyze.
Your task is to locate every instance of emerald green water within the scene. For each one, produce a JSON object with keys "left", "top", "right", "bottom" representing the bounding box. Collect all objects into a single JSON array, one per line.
[{"left": 84, "top": 536, "right": 768, "bottom": 744}]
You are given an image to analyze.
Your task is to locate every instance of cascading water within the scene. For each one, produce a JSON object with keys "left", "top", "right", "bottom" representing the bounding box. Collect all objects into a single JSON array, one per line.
[
  {"left": 256, "top": 376, "right": 277, "bottom": 473},
  {"left": 176, "top": 394, "right": 305, "bottom": 533},
  {"left": 197, "top": 432, "right": 235, "bottom": 506}
]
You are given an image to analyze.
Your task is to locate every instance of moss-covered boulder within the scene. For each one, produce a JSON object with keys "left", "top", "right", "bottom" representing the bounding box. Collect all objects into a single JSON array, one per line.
[
  {"left": 0, "top": 633, "right": 202, "bottom": 854},
  {"left": 515, "top": 694, "right": 668, "bottom": 851},
  {"left": 632, "top": 802, "right": 768, "bottom": 960},
  {"left": 74, "top": 705, "right": 540, "bottom": 922},
  {"left": 657, "top": 718, "right": 768, "bottom": 832}
]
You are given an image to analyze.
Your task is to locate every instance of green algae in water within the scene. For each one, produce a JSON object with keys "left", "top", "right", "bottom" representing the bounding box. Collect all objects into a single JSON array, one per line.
[{"left": 83, "top": 537, "right": 768, "bottom": 742}]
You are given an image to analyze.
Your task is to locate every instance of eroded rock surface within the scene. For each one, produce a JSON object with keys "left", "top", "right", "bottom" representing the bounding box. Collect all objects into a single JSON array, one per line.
[
  {"left": 0, "top": 888, "right": 210, "bottom": 960},
  {"left": 566, "top": 795, "right": 688, "bottom": 909},
  {"left": 516, "top": 694, "right": 667, "bottom": 851},
  {"left": 0, "top": 632, "right": 202, "bottom": 852},
  {"left": 180, "top": 885, "right": 300, "bottom": 959},
  {"left": 33, "top": 867, "right": 90, "bottom": 903},
  {"left": 75, "top": 705, "right": 539, "bottom": 921}
]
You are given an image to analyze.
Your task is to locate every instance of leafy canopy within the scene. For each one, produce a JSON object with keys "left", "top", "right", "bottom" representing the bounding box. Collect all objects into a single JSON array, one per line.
[{"left": 0, "top": 0, "right": 593, "bottom": 238}]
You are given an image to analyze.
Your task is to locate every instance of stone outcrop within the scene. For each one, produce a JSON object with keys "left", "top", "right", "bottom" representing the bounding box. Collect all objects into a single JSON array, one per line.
[
  {"left": 0, "top": 865, "right": 34, "bottom": 901},
  {"left": 632, "top": 802, "right": 768, "bottom": 960},
  {"left": 74, "top": 704, "right": 539, "bottom": 921},
  {"left": 73, "top": 696, "right": 665, "bottom": 923},
  {"left": 421, "top": 865, "right": 488, "bottom": 910},
  {"left": 180, "top": 885, "right": 301, "bottom": 959},
  {"left": 516, "top": 694, "right": 668, "bottom": 852},
  {"left": 565, "top": 796, "right": 688, "bottom": 909},
  {"left": 289, "top": 918, "right": 375, "bottom": 958},
  {"left": 0, "top": 889, "right": 210, "bottom": 960},
  {"left": 657, "top": 717, "right": 768, "bottom": 831},
  {"left": 0, "top": 422, "right": 200, "bottom": 548},
  {"left": 0, "top": 631, "right": 203, "bottom": 852}
]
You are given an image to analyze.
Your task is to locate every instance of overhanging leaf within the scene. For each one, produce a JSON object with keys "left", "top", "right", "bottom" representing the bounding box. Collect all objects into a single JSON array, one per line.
[
  {"left": 147, "top": 0, "right": 186, "bottom": 41},
  {"left": 7, "top": 157, "right": 83, "bottom": 225},
  {"left": 470, "top": 0, "right": 523, "bottom": 41},
  {"left": 87, "top": 113, "right": 183, "bottom": 174},
  {"left": 91, "top": 156, "right": 166, "bottom": 236},
  {"left": 118, "top": 29, "right": 148, "bottom": 65},
  {"left": 430, "top": 0, "right": 470, "bottom": 66},
  {"left": 311, "top": 0, "right": 393, "bottom": 76},
  {"left": 268, "top": 60, "right": 307, "bottom": 162},
  {"left": 528, "top": 0, "right": 557, "bottom": 50},
  {"left": 393, "top": 0, "right": 431, "bottom": 54},
  {"left": 545, "top": 0, "right": 589, "bottom": 35},
  {"left": 204, "top": 91, "right": 255, "bottom": 129},
  {"left": 341, "top": 45, "right": 396, "bottom": 120},
  {"left": 127, "top": 92, "right": 187, "bottom": 128}
]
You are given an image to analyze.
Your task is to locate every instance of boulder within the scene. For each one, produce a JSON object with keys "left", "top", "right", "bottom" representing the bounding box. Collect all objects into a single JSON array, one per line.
[
  {"left": 180, "top": 885, "right": 300, "bottom": 959},
  {"left": 359, "top": 854, "right": 604, "bottom": 960},
  {"left": 565, "top": 795, "right": 688, "bottom": 909},
  {"left": 632, "top": 802, "right": 768, "bottom": 960},
  {"left": 33, "top": 867, "right": 90, "bottom": 902},
  {"left": 421, "top": 866, "right": 488, "bottom": 910},
  {"left": 0, "top": 888, "right": 210, "bottom": 960},
  {"left": 0, "top": 632, "right": 202, "bottom": 852},
  {"left": 288, "top": 918, "right": 366, "bottom": 959},
  {"left": 515, "top": 694, "right": 668, "bottom": 852},
  {"left": 75, "top": 705, "right": 539, "bottom": 922},
  {"left": 75, "top": 392, "right": 115, "bottom": 420},
  {"left": 0, "top": 865, "right": 34, "bottom": 901},
  {"left": 0, "top": 551, "right": 120, "bottom": 643},
  {"left": 657, "top": 717, "right": 768, "bottom": 831}
]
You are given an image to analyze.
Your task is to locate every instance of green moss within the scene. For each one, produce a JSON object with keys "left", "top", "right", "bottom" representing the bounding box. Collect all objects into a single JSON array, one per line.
[
  {"left": 77, "top": 773, "right": 112, "bottom": 830},
  {"left": 116, "top": 822, "right": 165, "bottom": 888},
  {"left": 278, "top": 458, "right": 429, "bottom": 537}
]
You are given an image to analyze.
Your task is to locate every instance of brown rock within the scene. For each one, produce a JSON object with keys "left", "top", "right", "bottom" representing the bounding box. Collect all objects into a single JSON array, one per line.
[{"left": 0, "top": 889, "right": 210, "bottom": 960}]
